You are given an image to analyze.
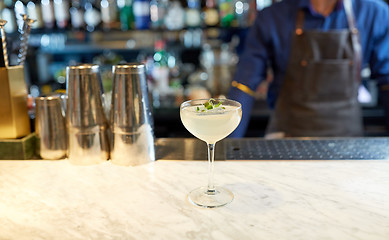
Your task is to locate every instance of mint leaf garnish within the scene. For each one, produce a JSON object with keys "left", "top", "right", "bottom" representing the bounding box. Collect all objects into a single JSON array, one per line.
[{"left": 199, "top": 99, "right": 224, "bottom": 111}]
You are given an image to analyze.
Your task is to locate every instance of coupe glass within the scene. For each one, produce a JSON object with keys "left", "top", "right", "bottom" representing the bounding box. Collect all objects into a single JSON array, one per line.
[{"left": 180, "top": 98, "right": 242, "bottom": 208}]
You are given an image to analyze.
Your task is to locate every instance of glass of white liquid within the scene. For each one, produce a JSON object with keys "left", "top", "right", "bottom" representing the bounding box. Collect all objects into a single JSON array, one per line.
[{"left": 180, "top": 98, "right": 242, "bottom": 208}]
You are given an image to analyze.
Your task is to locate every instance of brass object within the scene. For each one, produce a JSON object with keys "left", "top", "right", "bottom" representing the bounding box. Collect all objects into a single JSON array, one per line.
[
  {"left": 0, "top": 19, "right": 9, "bottom": 67},
  {"left": 0, "top": 66, "right": 31, "bottom": 139},
  {"left": 231, "top": 80, "right": 255, "bottom": 97}
]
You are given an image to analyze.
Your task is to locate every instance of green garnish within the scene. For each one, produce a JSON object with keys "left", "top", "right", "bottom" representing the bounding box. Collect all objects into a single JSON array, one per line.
[
  {"left": 205, "top": 102, "right": 213, "bottom": 110},
  {"left": 195, "top": 98, "right": 224, "bottom": 112}
]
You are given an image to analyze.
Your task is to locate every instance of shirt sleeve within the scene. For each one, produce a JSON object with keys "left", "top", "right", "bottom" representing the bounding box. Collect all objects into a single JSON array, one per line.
[
  {"left": 368, "top": 2, "right": 389, "bottom": 131},
  {"left": 228, "top": 12, "right": 270, "bottom": 137},
  {"left": 368, "top": 3, "right": 389, "bottom": 86}
]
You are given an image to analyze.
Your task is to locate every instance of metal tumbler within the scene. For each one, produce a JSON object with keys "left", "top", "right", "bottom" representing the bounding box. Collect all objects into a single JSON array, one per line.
[
  {"left": 66, "top": 64, "right": 109, "bottom": 165},
  {"left": 35, "top": 95, "right": 67, "bottom": 160},
  {"left": 110, "top": 63, "right": 155, "bottom": 166}
]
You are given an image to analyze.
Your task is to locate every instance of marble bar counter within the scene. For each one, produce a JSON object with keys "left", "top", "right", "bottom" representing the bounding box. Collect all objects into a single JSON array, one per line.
[{"left": 1, "top": 153, "right": 389, "bottom": 240}]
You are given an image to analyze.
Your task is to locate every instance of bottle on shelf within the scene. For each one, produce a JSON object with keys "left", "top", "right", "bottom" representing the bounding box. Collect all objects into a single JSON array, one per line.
[
  {"left": 53, "top": 0, "right": 71, "bottom": 29},
  {"left": 84, "top": 0, "right": 102, "bottom": 32},
  {"left": 150, "top": 0, "right": 168, "bottom": 30},
  {"left": 100, "top": 0, "right": 118, "bottom": 30},
  {"left": 185, "top": 0, "right": 201, "bottom": 28},
  {"left": 202, "top": 0, "right": 219, "bottom": 27},
  {"left": 256, "top": 0, "right": 272, "bottom": 11},
  {"left": 41, "top": 0, "right": 56, "bottom": 29},
  {"left": 164, "top": 1, "right": 185, "bottom": 31},
  {"left": 117, "top": 0, "right": 135, "bottom": 30},
  {"left": 218, "top": 0, "right": 235, "bottom": 27},
  {"left": 235, "top": 0, "right": 251, "bottom": 27},
  {"left": 133, "top": 0, "right": 150, "bottom": 30},
  {"left": 70, "top": 0, "right": 85, "bottom": 30},
  {"left": 152, "top": 39, "right": 169, "bottom": 88},
  {"left": 26, "top": 0, "right": 44, "bottom": 29},
  {"left": 1, "top": 0, "right": 18, "bottom": 33},
  {"left": 151, "top": 39, "right": 175, "bottom": 107},
  {"left": 14, "top": 0, "right": 27, "bottom": 29}
]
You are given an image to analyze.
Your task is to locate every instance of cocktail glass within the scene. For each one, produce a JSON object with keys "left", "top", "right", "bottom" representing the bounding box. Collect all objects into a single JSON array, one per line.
[{"left": 180, "top": 98, "right": 242, "bottom": 208}]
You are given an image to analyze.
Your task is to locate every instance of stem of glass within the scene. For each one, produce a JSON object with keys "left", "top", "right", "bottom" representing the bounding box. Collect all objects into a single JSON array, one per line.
[{"left": 207, "top": 143, "right": 216, "bottom": 194}]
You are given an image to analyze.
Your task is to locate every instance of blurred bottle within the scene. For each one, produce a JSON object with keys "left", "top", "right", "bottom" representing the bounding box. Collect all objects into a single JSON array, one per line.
[
  {"left": 201, "top": 40, "right": 238, "bottom": 96},
  {"left": 26, "top": 0, "right": 44, "bottom": 29},
  {"left": 117, "top": 0, "right": 135, "bottom": 30},
  {"left": 70, "top": 0, "right": 85, "bottom": 30},
  {"left": 164, "top": 1, "right": 184, "bottom": 31},
  {"left": 53, "top": 0, "right": 71, "bottom": 29},
  {"left": 234, "top": 0, "right": 250, "bottom": 27},
  {"left": 202, "top": 0, "right": 219, "bottom": 27},
  {"left": 185, "top": 0, "right": 201, "bottom": 28},
  {"left": 219, "top": 0, "right": 235, "bottom": 27},
  {"left": 84, "top": 0, "right": 101, "bottom": 32},
  {"left": 14, "top": 0, "right": 26, "bottom": 29},
  {"left": 256, "top": 0, "right": 272, "bottom": 10},
  {"left": 100, "top": 0, "right": 118, "bottom": 30},
  {"left": 152, "top": 39, "right": 169, "bottom": 93},
  {"left": 150, "top": 0, "right": 167, "bottom": 30},
  {"left": 133, "top": 0, "right": 150, "bottom": 29},
  {"left": 1, "top": 0, "right": 17, "bottom": 33},
  {"left": 41, "top": 0, "right": 56, "bottom": 29}
]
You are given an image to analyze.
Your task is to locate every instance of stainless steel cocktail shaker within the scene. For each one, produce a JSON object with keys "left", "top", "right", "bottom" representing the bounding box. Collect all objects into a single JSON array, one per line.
[
  {"left": 66, "top": 64, "right": 109, "bottom": 165},
  {"left": 110, "top": 63, "right": 155, "bottom": 166},
  {"left": 35, "top": 95, "right": 67, "bottom": 160}
]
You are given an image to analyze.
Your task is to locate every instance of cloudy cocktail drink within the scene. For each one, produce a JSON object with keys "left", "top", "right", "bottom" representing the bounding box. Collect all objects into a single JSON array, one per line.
[
  {"left": 180, "top": 99, "right": 242, "bottom": 208},
  {"left": 181, "top": 105, "right": 241, "bottom": 144}
]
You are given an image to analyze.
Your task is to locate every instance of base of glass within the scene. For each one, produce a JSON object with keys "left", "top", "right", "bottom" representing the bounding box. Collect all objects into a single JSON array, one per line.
[{"left": 188, "top": 186, "right": 234, "bottom": 208}]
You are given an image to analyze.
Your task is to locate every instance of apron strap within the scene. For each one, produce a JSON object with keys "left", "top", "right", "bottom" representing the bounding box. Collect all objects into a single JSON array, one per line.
[
  {"left": 344, "top": 0, "right": 362, "bottom": 82},
  {"left": 295, "top": 10, "right": 304, "bottom": 36},
  {"left": 294, "top": 0, "right": 362, "bottom": 82},
  {"left": 295, "top": 0, "right": 357, "bottom": 32}
]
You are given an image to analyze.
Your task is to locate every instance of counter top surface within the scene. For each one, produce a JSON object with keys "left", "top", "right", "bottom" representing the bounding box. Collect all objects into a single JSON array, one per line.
[{"left": 0, "top": 159, "right": 388, "bottom": 240}]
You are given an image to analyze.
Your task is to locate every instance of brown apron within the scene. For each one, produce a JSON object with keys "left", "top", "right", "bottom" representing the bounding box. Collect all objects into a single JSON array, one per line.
[{"left": 266, "top": 0, "right": 363, "bottom": 137}]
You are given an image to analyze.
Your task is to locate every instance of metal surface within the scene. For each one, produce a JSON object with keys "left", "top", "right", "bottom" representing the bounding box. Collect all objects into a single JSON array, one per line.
[
  {"left": 156, "top": 138, "right": 389, "bottom": 160},
  {"left": 17, "top": 15, "right": 35, "bottom": 65},
  {"left": 66, "top": 64, "right": 109, "bottom": 164},
  {"left": 35, "top": 95, "right": 67, "bottom": 160},
  {"left": 0, "top": 66, "right": 30, "bottom": 139},
  {"left": 0, "top": 20, "right": 8, "bottom": 67},
  {"left": 156, "top": 138, "right": 225, "bottom": 160},
  {"left": 109, "top": 64, "right": 155, "bottom": 166}
]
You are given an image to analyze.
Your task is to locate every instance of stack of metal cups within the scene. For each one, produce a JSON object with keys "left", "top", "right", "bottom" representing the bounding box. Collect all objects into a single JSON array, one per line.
[
  {"left": 66, "top": 64, "right": 109, "bottom": 165},
  {"left": 110, "top": 63, "right": 155, "bottom": 166}
]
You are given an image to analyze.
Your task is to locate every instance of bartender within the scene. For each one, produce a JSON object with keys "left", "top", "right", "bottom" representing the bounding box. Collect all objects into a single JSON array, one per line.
[{"left": 229, "top": 0, "right": 389, "bottom": 137}]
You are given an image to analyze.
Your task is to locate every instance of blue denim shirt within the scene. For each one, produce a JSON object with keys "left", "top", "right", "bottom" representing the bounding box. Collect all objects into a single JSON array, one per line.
[{"left": 229, "top": 0, "right": 389, "bottom": 137}]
